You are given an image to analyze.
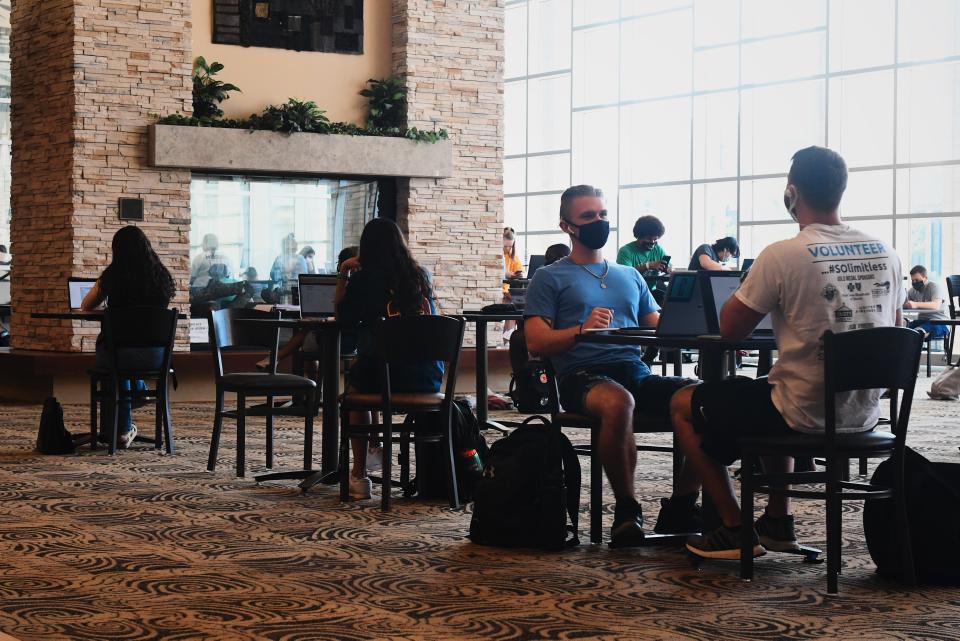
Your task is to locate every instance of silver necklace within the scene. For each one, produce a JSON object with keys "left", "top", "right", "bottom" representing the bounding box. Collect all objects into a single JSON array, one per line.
[{"left": 578, "top": 260, "right": 609, "bottom": 289}]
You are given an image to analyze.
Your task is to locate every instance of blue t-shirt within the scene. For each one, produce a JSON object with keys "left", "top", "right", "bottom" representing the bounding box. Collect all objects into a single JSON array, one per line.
[{"left": 523, "top": 257, "right": 659, "bottom": 377}]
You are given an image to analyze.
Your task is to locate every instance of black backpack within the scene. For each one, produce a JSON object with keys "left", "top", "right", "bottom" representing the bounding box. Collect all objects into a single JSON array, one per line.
[
  {"left": 412, "top": 399, "right": 490, "bottom": 502},
  {"left": 469, "top": 415, "right": 581, "bottom": 550},
  {"left": 507, "top": 329, "right": 557, "bottom": 413},
  {"left": 863, "top": 447, "right": 960, "bottom": 584},
  {"left": 35, "top": 397, "right": 75, "bottom": 455}
]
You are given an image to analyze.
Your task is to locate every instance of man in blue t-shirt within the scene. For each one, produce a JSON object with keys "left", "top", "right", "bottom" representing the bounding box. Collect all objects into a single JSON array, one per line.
[{"left": 524, "top": 185, "right": 702, "bottom": 547}]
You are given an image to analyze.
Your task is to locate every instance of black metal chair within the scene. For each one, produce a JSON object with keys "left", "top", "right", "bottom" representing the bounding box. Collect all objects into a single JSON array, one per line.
[
  {"left": 88, "top": 307, "right": 178, "bottom": 455},
  {"left": 739, "top": 326, "right": 922, "bottom": 594},
  {"left": 206, "top": 308, "right": 318, "bottom": 479},
  {"left": 943, "top": 275, "right": 960, "bottom": 367},
  {"left": 339, "top": 314, "right": 465, "bottom": 511}
]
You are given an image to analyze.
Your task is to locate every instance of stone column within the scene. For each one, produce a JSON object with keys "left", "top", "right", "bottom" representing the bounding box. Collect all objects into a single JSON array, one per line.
[
  {"left": 392, "top": 0, "right": 504, "bottom": 345},
  {"left": 11, "top": 0, "right": 192, "bottom": 351}
]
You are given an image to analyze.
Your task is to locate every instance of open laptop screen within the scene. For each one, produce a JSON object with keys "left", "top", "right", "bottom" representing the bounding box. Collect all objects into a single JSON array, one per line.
[
  {"left": 699, "top": 271, "right": 772, "bottom": 334},
  {"left": 68, "top": 277, "right": 99, "bottom": 309},
  {"left": 297, "top": 274, "right": 338, "bottom": 317},
  {"left": 527, "top": 255, "right": 546, "bottom": 280}
]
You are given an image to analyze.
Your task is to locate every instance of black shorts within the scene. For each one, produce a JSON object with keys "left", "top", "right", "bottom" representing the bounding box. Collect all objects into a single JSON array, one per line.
[
  {"left": 690, "top": 376, "right": 794, "bottom": 466},
  {"left": 557, "top": 360, "right": 694, "bottom": 417}
]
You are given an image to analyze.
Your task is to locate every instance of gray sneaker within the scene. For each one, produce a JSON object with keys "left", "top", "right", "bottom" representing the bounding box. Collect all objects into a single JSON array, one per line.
[
  {"left": 686, "top": 525, "right": 765, "bottom": 560},
  {"left": 755, "top": 513, "right": 801, "bottom": 553}
]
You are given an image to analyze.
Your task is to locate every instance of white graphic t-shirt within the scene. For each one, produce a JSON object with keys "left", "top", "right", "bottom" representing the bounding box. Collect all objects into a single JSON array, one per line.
[{"left": 735, "top": 223, "right": 905, "bottom": 433}]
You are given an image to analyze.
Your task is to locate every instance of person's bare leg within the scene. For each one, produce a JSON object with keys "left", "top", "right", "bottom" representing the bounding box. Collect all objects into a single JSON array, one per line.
[
  {"left": 670, "top": 385, "right": 741, "bottom": 527},
  {"left": 673, "top": 459, "right": 702, "bottom": 497},
  {"left": 274, "top": 330, "right": 307, "bottom": 363},
  {"left": 582, "top": 382, "right": 635, "bottom": 499},
  {"left": 349, "top": 410, "right": 373, "bottom": 478}
]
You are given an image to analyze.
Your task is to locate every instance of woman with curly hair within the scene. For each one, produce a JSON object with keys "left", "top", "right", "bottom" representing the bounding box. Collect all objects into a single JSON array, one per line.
[{"left": 81, "top": 226, "right": 176, "bottom": 447}]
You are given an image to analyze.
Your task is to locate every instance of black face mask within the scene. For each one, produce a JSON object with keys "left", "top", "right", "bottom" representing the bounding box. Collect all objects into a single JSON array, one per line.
[
  {"left": 565, "top": 219, "right": 610, "bottom": 250},
  {"left": 912, "top": 280, "right": 925, "bottom": 292}
]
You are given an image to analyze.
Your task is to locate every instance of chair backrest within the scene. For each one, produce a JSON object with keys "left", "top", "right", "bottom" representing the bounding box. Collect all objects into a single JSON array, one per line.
[
  {"left": 822, "top": 327, "right": 923, "bottom": 442},
  {"left": 946, "top": 275, "right": 960, "bottom": 319},
  {"left": 208, "top": 308, "right": 281, "bottom": 379},
  {"left": 102, "top": 307, "right": 178, "bottom": 375}
]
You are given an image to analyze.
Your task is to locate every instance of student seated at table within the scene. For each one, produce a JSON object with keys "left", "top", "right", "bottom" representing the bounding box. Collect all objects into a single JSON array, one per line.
[
  {"left": 671, "top": 146, "right": 905, "bottom": 560},
  {"left": 904, "top": 265, "right": 950, "bottom": 340},
  {"left": 524, "top": 184, "right": 702, "bottom": 547},
  {"left": 544, "top": 243, "right": 570, "bottom": 266},
  {"left": 689, "top": 236, "right": 739, "bottom": 271},
  {"left": 617, "top": 215, "right": 671, "bottom": 297},
  {"left": 336, "top": 218, "right": 443, "bottom": 501},
  {"left": 81, "top": 226, "right": 176, "bottom": 448}
]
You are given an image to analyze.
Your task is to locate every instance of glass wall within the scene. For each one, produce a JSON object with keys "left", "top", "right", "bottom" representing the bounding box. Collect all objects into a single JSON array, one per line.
[
  {"left": 189, "top": 175, "right": 377, "bottom": 312},
  {"left": 505, "top": 0, "right": 960, "bottom": 281}
]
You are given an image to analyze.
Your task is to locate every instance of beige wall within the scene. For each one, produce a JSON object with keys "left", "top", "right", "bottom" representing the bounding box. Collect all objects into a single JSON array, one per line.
[{"left": 191, "top": 0, "right": 392, "bottom": 124}]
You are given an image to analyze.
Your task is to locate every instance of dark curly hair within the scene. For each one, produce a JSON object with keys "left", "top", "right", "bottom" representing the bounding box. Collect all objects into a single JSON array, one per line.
[
  {"left": 358, "top": 218, "right": 431, "bottom": 316},
  {"left": 100, "top": 226, "right": 175, "bottom": 307},
  {"left": 632, "top": 215, "right": 665, "bottom": 240}
]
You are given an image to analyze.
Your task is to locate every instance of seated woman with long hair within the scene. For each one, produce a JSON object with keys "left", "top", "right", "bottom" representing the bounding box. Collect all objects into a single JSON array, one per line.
[
  {"left": 81, "top": 226, "right": 175, "bottom": 448},
  {"left": 336, "top": 218, "right": 443, "bottom": 500}
]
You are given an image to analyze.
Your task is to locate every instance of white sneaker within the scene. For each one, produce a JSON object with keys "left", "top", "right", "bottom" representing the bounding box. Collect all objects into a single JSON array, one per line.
[
  {"left": 119, "top": 424, "right": 138, "bottom": 449},
  {"left": 348, "top": 475, "right": 372, "bottom": 500},
  {"left": 366, "top": 445, "right": 383, "bottom": 472}
]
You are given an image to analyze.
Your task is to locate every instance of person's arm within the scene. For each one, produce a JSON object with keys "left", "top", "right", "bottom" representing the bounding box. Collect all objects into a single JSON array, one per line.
[
  {"left": 719, "top": 296, "right": 766, "bottom": 341},
  {"left": 334, "top": 256, "right": 361, "bottom": 318},
  {"left": 525, "top": 308, "right": 613, "bottom": 357},
  {"left": 698, "top": 253, "right": 726, "bottom": 270},
  {"left": 639, "top": 310, "right": 660, "bottom": 328},
  {"left": 896, "top": 308, "right": 904, "bottom": 327},
  {"left": 80, "top": 280, "right": 106, "bottom": 311},
  {"left": 904, "top": 298, "right": 942, "bottom": 310}
]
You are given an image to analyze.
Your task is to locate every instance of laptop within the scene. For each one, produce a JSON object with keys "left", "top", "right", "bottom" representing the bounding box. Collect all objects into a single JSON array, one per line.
[
  {"left": 68, "top": 277, "right": 99, "bottom": 309},
  {"left": 526, "top": 254, "right": 546, "bottom": 280},
  {"left": 699, "top": 271, "right": 773, "bottom": 335},
  {"left": 741, "top": 258, "right": 755, "bottom": 272},
  {"left": 297, "top": 274, "right": 338, "bottom": 318},
  {"left": 655, "top": 271, "right": 710, "bottom": 336}
]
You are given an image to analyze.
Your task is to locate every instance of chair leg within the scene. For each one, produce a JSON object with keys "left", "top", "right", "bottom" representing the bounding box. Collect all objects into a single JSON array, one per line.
[
  {"left": 207, "top": 388, "right": 225, "bottom": 471},
  {"left": 109, "top": 379, "right": 120, "bottom": 456},
  {"left": 927, "top": 340, "right": 932, "bottom": 377},
  {"left": 740, "top": 452, "right": 756, "bottom": 581},
  {"left": 265, "top": 395, "right": 274, "bottom": 470},
  {"left": 303, "top": 390, "right": 315, "bottom": 471},
  {"left": 445, "top": 411, "right": 461, "bottom": 510},
  {"left": 893, "top": 451, "right": 917, "bottom": 585},
  {"left": 400, "top": 424, "right": 411, "bottom": 496},
  {"left": 236, "top": 393, "right": 246, "bottom": 478},
  {"left": 89, "top": 377, "right": 98, "bottom": 450},
  {"left": 590, "top": 425, "right": 602, "bottom": 544},
  {"left": 826, "top": 458, "right": 842, "bottom": 595},
  {"left": 381, "top": 411, "right": 393, "bottom": 512},
  {"left": 858, "top": 457, "right": 868, "bottom": 477},
  {"left": 339, "top": 408, "right": 351, "bottom": 502},
  {"left": 671, "top": 432, "right": 683, "bottom": 495},
  {"left": 153, "top": 385, "right": 163, "bottom": 452},
  {"left": 162, "top": 382, "right": 175, "bottom": 455}
]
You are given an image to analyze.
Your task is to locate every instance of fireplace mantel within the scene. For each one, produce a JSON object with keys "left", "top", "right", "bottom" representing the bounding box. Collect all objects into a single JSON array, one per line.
[{"left": 148, "top": 125, "right": 454, "bottom": 178}]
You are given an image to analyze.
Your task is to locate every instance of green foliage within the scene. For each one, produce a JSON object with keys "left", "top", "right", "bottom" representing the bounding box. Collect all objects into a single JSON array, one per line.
[
  {"left": 192, "top": 56, "right": 241, "bottom": 120},
  {"left": 360, "top": 76, "right": 407, "bottom": 129},
  {"left": 247, "top": 99, "right": 331, "bottom": 133}
]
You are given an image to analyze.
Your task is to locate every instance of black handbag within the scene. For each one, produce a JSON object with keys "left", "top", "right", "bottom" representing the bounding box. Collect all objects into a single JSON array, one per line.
[{"left": 35, "top": 397, "right": 75, "bottom": 455}]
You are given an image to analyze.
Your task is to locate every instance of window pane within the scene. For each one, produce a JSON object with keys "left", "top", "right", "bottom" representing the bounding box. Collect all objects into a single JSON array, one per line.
[
  {"left": 574, "top": 0, "right": 618, "bottom": 26},
  {"left": 842, "top": 170, "right": 893, "bottom": 218},
  {"left": 527, "top": 193, "right": 563, "bottom": 232},
  {"left": 693, "top": 45, "right": 738, "bottom": 92},
  {"left": 620, "top": 10, "right": 692, "bottom": 100},
  {"left": 741, "top": 80, "right": 825, "bottom": 175},
  {"left": 895, "top": 217, "right": 960, "bottom": 282},
  {"left": 741, "top": 177, "right": 790, "bottom": 223},
  {"left": 528, "top": 74, "right": 571, "bottom": 153},
  {"left": 897, "top": 166, "right": 960, "bottom": 215},
  {"left": 828, "top": 70, "right": 894, "bottom": 167},
  {"left": 621, "top": 0, "right": 692, "bottom": 17},
  {"left": 528, "top": 153, "right": 571, "bottom": 192},
  {"left": 526, "top": 233, "right": 572, "bottom": 259},
  {"left": 692, "top": 181, "right": 738, "bottom": 254},
  {"left": 694, "top": 0, "right": 739, "bottom": 47},
  {"left": 739, "top": 223, "right": 797, "bottom": 260},
  {"left": 693, "top": 91, "right": 738, "bottom": 179},
  {"left": 573, "top": 24, "right": 619, "bottom": 107},
  {"left": 505, "top": 81, "right": 527, "bottom": 156},
  {"left": 529, "top": 0, "right": 572, "bottom": 74},
  {"left": 829, "top": 0, "right": 895, "bottom": 71},
  {"left": 504, "top": 158, "right": 526, "bottom": 195},
  {"left": 742, "top": 32, "right": 825, "bottom": 85},
  {"left": 619, "top": 185, "right": 691, "bottom": 259},
  {"left": 505, "top": 196, "right": 526, "bottom": 235},
  {"left": 621, "top": 98, "right": 692, "bottom": 184},
  {"left": 897, "top": 62, "right": 960, "bottom": 165},
  {"left": 898, "top": 0, "right": 960, "bottom": 63},
  {"left": 505, "top": 4, "right": 528, "bottom": 79},
  {"left": 741, "top": 0, "right": 826, "bottom": 39},
  {"left": 572, "top": 107, "right": 619, "bottom": 193}
]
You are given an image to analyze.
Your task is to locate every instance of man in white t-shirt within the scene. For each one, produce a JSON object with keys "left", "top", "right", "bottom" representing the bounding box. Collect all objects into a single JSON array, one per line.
[{"left": 670, "top": 146, "right": 905, "bottom": 560}]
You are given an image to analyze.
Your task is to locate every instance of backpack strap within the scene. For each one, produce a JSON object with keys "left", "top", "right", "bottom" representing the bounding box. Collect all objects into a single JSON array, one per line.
[{"left": 556, "top": 428, "right": 581, "bottom": 546}]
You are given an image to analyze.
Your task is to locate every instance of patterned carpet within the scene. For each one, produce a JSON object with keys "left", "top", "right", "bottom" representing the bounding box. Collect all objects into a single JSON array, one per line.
[{"left": 0, "top": 375, "right": 958, "bottom": 640}]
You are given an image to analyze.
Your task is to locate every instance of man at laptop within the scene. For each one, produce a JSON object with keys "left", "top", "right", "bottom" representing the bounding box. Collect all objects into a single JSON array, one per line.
[
  {"left": 671, "top": 146, "right": 905, "bottom": 559},
  {"left": 524, "top": 185, "right": 702, "bottom": 547}
]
